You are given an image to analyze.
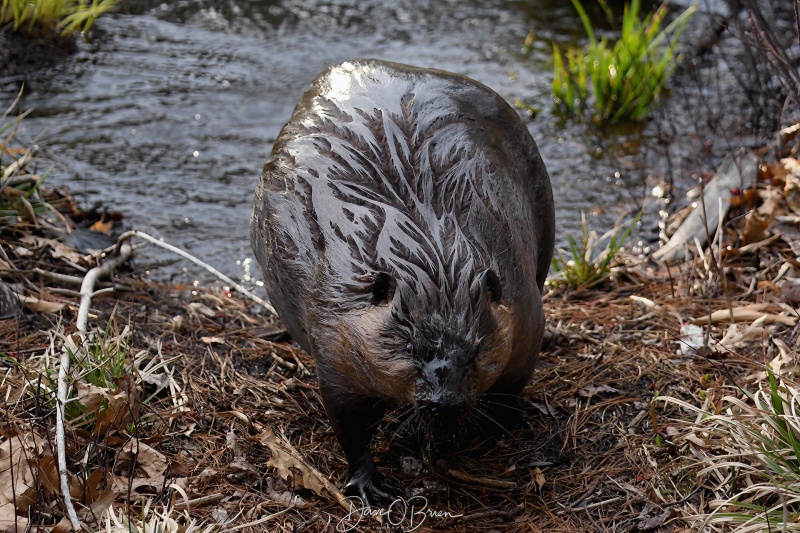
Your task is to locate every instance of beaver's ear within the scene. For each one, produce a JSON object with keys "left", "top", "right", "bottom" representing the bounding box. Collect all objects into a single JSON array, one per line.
[
  {"left": 483, "top": 269, "right": 502, "bottom": 304},
  {"left": 371, "top": 272, "right": 396, "bottom": 305}
]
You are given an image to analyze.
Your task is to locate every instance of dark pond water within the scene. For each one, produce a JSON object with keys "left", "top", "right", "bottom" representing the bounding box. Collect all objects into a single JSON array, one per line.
[{"left": 2, "top": 0, "right": 745, "bottom": 288}]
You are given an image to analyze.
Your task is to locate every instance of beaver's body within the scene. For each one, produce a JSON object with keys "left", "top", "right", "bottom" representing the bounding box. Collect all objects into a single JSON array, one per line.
[{"left": 252, "top": 59, "right": 554, "bottom": 503}]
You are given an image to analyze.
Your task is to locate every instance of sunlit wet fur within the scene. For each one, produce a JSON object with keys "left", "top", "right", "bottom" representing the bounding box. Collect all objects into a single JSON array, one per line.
[{"left": 252, "top": 58, "right": 554, "bottom": 430}]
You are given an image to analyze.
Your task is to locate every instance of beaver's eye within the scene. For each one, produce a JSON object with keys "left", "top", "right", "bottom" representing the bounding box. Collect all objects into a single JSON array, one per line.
[
  {"left": 405, "top": 343, "right": 413, "bottom": 354},
  {"left": 483, "top": 269, "right": 502, "bottom": 304},
  {"left": 371, "top": 272, "right": 396, "bottom": 305}
]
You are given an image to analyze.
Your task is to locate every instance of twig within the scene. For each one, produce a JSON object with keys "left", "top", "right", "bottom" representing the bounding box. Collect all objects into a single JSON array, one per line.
[
  {"left": 77, "top": 244, "right": 133, "bottom": 333},
  {"left": 116, "top": 230, "right": 276, "bottom": 316},
  {"left": 224, "top": 508, "right": 291, "bottom": 531},
  {"left": 56, "top": 243, "right": 134, "bottom": 530},
  {"left": 436, "top": 505, "right": 523, "bottom": 527},
  {"left": 446, "top": 469, "right": 516, "bottom": 489},
  {"left": 56, "top": 334, "right": 82, "bottom": 532}
]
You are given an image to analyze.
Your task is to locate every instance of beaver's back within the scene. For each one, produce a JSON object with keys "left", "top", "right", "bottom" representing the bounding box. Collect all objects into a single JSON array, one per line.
[{"left": 251, "top": 59, "right": 554, "bottom": 354}]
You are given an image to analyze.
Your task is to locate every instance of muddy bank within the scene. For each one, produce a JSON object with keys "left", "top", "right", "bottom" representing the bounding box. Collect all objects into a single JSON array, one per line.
[{"left": 0, "top": 29, "right": 76, "bottom": 82}]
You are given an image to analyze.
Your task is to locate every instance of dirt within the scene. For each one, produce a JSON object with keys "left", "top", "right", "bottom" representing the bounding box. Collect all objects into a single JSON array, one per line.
[{"left": 0, "top": 28, "right": 76, "bottom": 81}]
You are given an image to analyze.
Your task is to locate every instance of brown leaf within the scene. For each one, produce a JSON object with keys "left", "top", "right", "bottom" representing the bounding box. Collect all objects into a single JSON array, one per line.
[
  {"left": 0, "top": 435, "right": 37, "bottom": 516},
  {"left": 36, "top": 455, "right": 60, "bottom": 497},
  {"left": 76, "top": 383, "right": 112, "bottom": 414},
  {"left": 728, "top": 188, "right": 759, "bottom": 209},
  {"left": 778, "top": 277, "right": 800, "bottom": 304},
  {"left": 92, "top": 379, "right": 140, "bottom": 436},
  {"left": 740, "top": 211, "right": 769, "bottom": 246},
  {"left": 17, "top": 294, "right": 65, "bottom": 314},
  {"left": 532, "top": 467, "right": 545, "bottom": 491},
  {"left": 118, "top": 440, "right": 167, "bottom": 479},
  {"left": 92, "top": 392, "right": 128, "bottom": 436},
  {"left": 0, "top": 503, "right": 28, "bottom": 533},
  {"left": 776, "top": 217, "right": 800, "bottom": 257},
  {"left": 19, "top": 235, "right": 85, "bottom": 264},
  {"left": 89, "top": 219, "right": 114, "bottom": 234},
  {"left": 84, "top": 469, "right": 105, "bottom": 503},
  {"left": 88, "top": 488, "right": 114, "bottom": 517},
  {"left": 258, "top": 427, "right": 347, "bottom": 509},
  {"left": 577, "top": 384, "right": 619, "bottom": 399},
  {"left": 761, "top": 161, "right": 791, "bottom": 185},
  {"left": 51, "top": 516, "right": 72, "bottom": 533},
  {"left": 786, "top": 173, "right": 800, "bottom": 216}
]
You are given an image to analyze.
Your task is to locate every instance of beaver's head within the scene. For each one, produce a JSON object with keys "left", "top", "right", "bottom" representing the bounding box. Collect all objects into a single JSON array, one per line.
[{"left": 338, "top": 266, "right": 513, "bottom": 427}]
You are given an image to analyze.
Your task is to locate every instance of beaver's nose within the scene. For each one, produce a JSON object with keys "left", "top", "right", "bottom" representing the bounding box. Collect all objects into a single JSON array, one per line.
[{"left": 417, "top": 391, "right": 466, "bottom": 416}]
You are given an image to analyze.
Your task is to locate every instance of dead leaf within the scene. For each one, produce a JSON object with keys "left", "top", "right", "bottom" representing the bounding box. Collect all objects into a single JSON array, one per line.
[
  {"left": 778, "top": 277, "right": 800, "bottom": 304},
  {"left": 638, "top": 508, "right": 673, "bottom": 531},
  {"left": 88, "top": 488, "right": 114, "bottom": 517},
  {"left": 0, "top": 503, "right": 28, "bottom": 533},
  {"left": 715, "top": 317, "right": 769, "bottom": 352},
  {"left": 90, "top": 219, "right": 113, "bottom": 234},
  {"left": 691, "top": 305, "right": 797, "bottom": 326},
  {"left": 769, "top": 338, "right": 796, "bottom": 376},
  {"left": 90, "top": 377, "right": 140, "bottom": 436},
  {"left": 76, "top": 383, "right": 112, "bottom": 414},
  {"left": 258, "top": 427, "right": 347, "bottom": 509},
  {"left": 728, "top": 188, "right": 759, "bottom": 210},
  {"left": 17, "top": 294, "right": 65, "bottom": 314},
  {"left": 683, "top": 433, "right": 707, "bottom": 448},
  {"left": 188, "top": 302, "right": 216, "bottom": 319},
  {"left": 786, "top": 173, "right": 800, "bottom": 216},
  {"left": 51, "top": 516, "right": 72, "bottom": 533},
  {"left": 532, "top": 467, "right": 545, "bottom": 491},
  {"left": 757, "top": 187, "right": 787, "bottom": 219},
  {"left": 740, "top": 210, "right": 769, "bottom": 246},
  {"left": 761, "top": 161, "right": 791, "bottom": 186},
  {"left": 775, "top": 216, "right": 800, "bottom": 257},
  {"left": 118, "top": 440, "right": 167, "bottom": 479},
  {"left": 577, "top": 384, "right": 619, "bottom": 399},
  {"left": 36, "top": 455, "right": 60, "bottom": 497},
  {"left": 201, "top": 336, "right": 225, "bottom": 345},
  {"left": 0, "top": 435, "right": 38, "bottom": 518},
  {"left": 19, "top": 235, "right": 85, "bottom": 264}
]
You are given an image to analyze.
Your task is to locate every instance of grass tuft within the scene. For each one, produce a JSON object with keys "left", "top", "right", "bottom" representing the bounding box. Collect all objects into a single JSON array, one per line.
[
  {"left": 552, "top": 0, "right": 696, "bottom": 123},
  {"left": 0, "top": 0, "right": 120, "bottom": 36},
  {"left": 661, "top": 369, "right": 800, "bottom": 530},
  {"left": 548, "top": 210, "right": 641, "bottom": 290}
]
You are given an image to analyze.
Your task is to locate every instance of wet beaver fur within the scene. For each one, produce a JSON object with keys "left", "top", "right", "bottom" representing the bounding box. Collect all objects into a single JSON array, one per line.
[{"left": 251, "top": 59, "right": 554, "bottom": 504}]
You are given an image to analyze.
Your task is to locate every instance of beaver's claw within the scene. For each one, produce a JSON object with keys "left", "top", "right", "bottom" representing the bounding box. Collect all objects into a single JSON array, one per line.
[{"left": 343, "top": 467, "right": 406, "bottom": 507}]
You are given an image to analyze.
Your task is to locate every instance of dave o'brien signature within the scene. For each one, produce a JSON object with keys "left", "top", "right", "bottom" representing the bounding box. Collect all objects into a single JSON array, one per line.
[{"left": 336, "top": 496, "right": 463, "bottom": 531}]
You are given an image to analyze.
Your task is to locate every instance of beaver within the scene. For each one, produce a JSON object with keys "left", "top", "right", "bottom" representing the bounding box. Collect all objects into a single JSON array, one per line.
[{"left": 251, "top": 59, "right": 554, "bottom": 504}]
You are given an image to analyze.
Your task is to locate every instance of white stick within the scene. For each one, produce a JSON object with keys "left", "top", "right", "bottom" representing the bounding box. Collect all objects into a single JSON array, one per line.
[
  {"left": 117, "top": 230, "right": 276, "bottom": 315},
  {"left": 57, "top": 243, "right": 134, "bottom": 530},
  {"left": 76, "top": 244, "right": 133, "bottom": 334},
  {"left": 56, "top": 335, "right": 82, "bottom": 532}
]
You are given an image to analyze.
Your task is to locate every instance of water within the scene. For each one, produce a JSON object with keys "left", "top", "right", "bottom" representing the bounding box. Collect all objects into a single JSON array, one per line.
[{"left": 2, "top": 0, "right": 741, "bottom": 286}]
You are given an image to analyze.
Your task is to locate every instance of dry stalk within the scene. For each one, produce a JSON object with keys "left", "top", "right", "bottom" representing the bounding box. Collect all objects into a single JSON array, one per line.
[{"left": 116, "top": 230, "right": 276, "bottom": 315}]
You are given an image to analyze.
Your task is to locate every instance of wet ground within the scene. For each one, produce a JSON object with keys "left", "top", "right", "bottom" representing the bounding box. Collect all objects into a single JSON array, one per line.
[{"left": 0, "top": 0, "right": 765, "bottom": 286}]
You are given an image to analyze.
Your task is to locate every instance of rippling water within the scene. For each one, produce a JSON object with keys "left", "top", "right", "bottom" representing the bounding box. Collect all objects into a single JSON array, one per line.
[{"left": 4, "top": 0, "right": 731, "bottom": 286}]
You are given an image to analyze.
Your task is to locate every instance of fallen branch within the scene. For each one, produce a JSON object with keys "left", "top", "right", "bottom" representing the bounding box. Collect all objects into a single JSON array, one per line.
[
  {"left": 116, "top": 230, "right": 276, "bottom": 315},
  {"left": 56, "top": 335, "right": 82, "bottom": 532},
  {"left": 56, "top": 243, "right": 134, "bottom": 531},
  {"left": 76, "top": 243, "right": 133, "bottom": 333}
]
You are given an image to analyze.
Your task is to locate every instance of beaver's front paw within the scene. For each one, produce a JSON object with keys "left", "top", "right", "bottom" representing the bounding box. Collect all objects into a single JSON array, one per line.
[{"left": 343, "top": 467, "right": 406, "bottom": 507}]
